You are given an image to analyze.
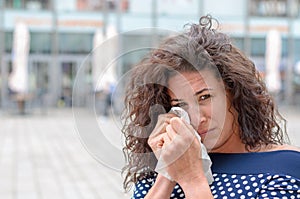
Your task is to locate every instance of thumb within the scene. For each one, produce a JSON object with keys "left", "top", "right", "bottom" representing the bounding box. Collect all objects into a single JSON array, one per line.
[{"left": 162, "top": 133, "right": 171, "bottom": 146}]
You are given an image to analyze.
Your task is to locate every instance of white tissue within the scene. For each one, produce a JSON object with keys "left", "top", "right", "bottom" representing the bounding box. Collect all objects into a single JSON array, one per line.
[{"left": 155, "top": 107, "right": 214, "bottom": 185}]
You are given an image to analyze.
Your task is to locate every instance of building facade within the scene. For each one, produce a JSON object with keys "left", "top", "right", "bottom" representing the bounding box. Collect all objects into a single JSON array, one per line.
[{"left": 1, "top": 0, "right": 300, "bottom": 112}]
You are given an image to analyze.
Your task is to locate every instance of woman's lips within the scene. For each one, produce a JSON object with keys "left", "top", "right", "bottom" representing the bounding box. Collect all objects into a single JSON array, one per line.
[
  {"left": 198, "top": 128, "right": 215, "bottom": 135},
  {"left": 198, "top": 130, "right": 208, "bottom": 135}
]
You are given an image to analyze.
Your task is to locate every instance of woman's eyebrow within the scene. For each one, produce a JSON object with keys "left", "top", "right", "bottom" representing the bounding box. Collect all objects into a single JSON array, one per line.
[
  {"left": 170, "top": 99, "right": 182, "bottom": 103},
  {"left": 170, "top": 88, "right": 213, "bottom": 102},
  {"left": 194, "top": 88, "right": 213, "bottom": 96}
]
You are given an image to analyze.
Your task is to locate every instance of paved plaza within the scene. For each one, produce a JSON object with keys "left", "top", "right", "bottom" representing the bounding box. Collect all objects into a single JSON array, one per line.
[
  {"left": 0, "top": 106, "right": 299, "bottom": 199},
  {"left": 0, "top": 108, "right": 132, "bottom": 199},
  {"left": 278, "top": 105, "right": 300, "bottom": 146}
]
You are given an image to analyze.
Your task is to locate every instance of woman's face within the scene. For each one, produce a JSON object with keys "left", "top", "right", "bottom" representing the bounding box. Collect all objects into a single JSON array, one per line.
[{"left": 167, "top": 69, "right": 242, "bottom": 152}]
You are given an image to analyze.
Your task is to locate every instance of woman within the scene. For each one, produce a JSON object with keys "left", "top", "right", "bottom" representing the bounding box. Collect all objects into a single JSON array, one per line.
[{"left": 122, "top": 15, "right": 300, "bottom": 198}]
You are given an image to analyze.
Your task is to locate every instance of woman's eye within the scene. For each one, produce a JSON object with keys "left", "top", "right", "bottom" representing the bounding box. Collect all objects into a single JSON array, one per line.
[
  {"left": 172, "top": 102, "right": 187, "bottom": 107},
  {"left": 199, "top": 94, "right": 211, "bottom": 101}
]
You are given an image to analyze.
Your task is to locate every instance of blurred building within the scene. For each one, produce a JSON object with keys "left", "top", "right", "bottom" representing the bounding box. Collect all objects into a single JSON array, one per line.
[{"left": 0, "top": 0, "right": 300, "bottom": 111}]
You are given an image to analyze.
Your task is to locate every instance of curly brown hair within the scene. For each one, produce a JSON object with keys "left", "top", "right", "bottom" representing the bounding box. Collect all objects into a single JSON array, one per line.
[{"left": 121, "top": 15, "right": 288, "bottom": 191}]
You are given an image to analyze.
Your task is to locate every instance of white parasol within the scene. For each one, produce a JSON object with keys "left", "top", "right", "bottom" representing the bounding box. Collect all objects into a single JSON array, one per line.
[
  {"left": 8, "top": 22, "right": 30, "bottom": 94},
  {"left": 92, "top": 28, "right": 104, "bottom": 92},
  {"left": 92, "top": 25, "right": 118, "bottom": 92},
  {"left": 265, "top": 29, "right": 282, "bottom": 94}
]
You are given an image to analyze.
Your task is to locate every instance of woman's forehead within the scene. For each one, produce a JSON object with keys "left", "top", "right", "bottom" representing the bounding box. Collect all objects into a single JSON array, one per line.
[
  {"left": 167, "top": 70, "right": 225, "bottom": 97},
  {"left": 168, "top": 70, "right": 215, "bottom": 87}
]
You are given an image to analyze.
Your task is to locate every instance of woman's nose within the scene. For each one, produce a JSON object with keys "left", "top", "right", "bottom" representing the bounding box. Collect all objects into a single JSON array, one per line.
[{"left": 187, "top": 106, "right": 207, "bottom": 128}]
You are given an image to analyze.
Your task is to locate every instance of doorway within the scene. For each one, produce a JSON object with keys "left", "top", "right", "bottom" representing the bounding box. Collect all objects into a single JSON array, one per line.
[
  {"left": 59, "top": 61, "right": 77, "bottom": 107},
  {"left": 29, "top": 61, "right": 49, "bottom": 108}
]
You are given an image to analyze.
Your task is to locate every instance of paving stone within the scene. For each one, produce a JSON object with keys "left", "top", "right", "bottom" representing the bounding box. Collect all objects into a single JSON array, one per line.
[{"left": 1, "top": 107, "right": 298, "bottom": 199}]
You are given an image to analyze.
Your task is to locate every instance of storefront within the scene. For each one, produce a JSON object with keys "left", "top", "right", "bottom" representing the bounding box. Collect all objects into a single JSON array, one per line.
[{"left": 1, "top": 0, "right": 300, "bottom": 111}]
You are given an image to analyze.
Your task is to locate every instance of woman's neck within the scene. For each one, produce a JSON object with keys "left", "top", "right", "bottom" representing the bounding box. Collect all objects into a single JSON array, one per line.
[{"left": 209, "top": 131, "right": 247, "bottom": 153}]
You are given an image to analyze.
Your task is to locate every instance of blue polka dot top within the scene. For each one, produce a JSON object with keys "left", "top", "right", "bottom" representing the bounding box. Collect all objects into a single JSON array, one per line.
[{"left": 132, "top": 150, "right": 300, "bottom": 199}]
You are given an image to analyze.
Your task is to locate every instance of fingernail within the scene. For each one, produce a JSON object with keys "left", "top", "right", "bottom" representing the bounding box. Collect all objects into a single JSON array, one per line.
[
  {"left": 170, "top": 117, "right": 181, "bottom": 129},
  {"left": 166, "top": 124, "right": 172, "bottom": 132}
]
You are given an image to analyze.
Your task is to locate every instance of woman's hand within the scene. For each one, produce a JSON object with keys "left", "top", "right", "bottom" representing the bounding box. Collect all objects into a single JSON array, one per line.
[
  {"left": 147, "top": 113, "right": 177, "bottom": 159},
  {"left": 147, "top": 116, "right": 213, "bottom": 198},
  {"left": 161, "top": 117, "right": 205, "bottom": 185},
  {"left": 145, "top": 113, "right": 178, "bottom": 199}
]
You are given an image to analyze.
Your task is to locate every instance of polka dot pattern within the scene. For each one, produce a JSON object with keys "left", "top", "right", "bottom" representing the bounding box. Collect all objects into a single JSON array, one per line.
[
  {"left": 132, "top": 173, "right": 300, "bottom": 198},
  {"left": 132, "top": 173, "right": 185, "bottom": 198}
]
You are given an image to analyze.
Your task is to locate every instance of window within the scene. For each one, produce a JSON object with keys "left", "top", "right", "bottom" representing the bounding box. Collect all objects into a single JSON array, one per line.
[
  {"left": 5, "top": 0, "right": 50, "bottom": 10},
  {"left": 231, "top": 37, "right": 244, "bottom": 51},
  {"left": 4, "top": 32, "right": 13, "bottom": 53},
  {"left": 249, "top": 0, "right": 290, "bottom": 17},
  {"left": 76, "top": 0, "right": 129, "bottom": 12},
  {"left": 59, "top": 33, "right": 93, "bottom": 54},
  {"left": 30, "top": 32, "right": 51, "bottom": 54},
  {"left": 251, "top": 38, "right": 265, "bottom": 56}
]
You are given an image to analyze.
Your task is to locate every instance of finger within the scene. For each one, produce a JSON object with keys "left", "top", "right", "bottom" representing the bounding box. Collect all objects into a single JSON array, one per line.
[
  {"left": 169, "top": 117, "right": 197, "bottom": 146},
  {"left": 148, "top": 133, "right": 166, "bottom": 149},
  {"left": 169, "top": 117, "right": 192, "bottom": 136},
  {"left": 157, "top": 113, "right": 179, "bottom": 125},
  {"left": 165, "top": 124, "right": 177, "bottom": 141},
  {"left": 162, "top": 133, "right": 171, "bottom": 146},
  {"left": 150, "top": 121, "right": 168, "bottom": 138},
  {"left": 158, "top": 113, "right": 178, "bottom": 121},
  {"left": 150, "top": 113, "right": 179, "bottom": 137},
  {"left": 161, "top": 132, "right": 183, "bottom": 167}
]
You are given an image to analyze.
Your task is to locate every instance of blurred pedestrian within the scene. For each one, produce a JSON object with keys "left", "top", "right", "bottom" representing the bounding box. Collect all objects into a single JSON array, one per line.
[{"left": 103, "top": 82, "right": 115, "bottom": 117}]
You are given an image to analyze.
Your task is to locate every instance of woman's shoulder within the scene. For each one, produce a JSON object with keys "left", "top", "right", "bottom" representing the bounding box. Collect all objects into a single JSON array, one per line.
[
  {"left": 269, "top": 144, "right": 300, "bottom": 152},
  {"left": 210, "top": 145, "right": 300, "bottom": 178},
  {"left": 261, "top": 144, "right": 300, "bottom": 159}
]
